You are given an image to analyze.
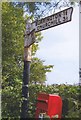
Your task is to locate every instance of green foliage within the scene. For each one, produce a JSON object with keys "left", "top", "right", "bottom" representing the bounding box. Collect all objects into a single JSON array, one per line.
[
  {"left": 30, "top": 57, "right": 53, "bottom": 84},
  {"left": 10, "top": 1, "right": 74, "bottom": 20},
  {"left": 2, "top": 3, "right": 24, "bottom": 118},
  {"left": 2, "top": 2, "right": 53, "bottom": 118},
  {"left": 2, "top": 2, "right": 25, "bottom": 83},
  {"left": 70, "top": 0, "right": 78, "bottom": 5},
  {"left": 2, "top": 79, "right": 22, "bottom": 118},
  {"left": 2, "top": 2, "right": 79, "bottom": 119},
  {"left": 28, "top": 84, "right": 80, "bottom": 118}
]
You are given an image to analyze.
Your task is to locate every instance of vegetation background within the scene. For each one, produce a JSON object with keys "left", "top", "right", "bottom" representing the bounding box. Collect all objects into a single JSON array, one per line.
[{"left": 2, "top": 1, "right": 81, "bottom": 119}]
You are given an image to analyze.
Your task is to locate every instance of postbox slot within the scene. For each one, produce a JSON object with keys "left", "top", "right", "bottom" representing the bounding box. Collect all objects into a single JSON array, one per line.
[
  {"left": 37, "top": 99, "right": 48, "bottom": 103},
  {"left": 35, "top": 93, "right": 62, "bottom": 119}
]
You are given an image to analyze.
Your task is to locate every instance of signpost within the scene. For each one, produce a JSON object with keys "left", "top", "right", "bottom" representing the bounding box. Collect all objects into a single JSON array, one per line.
[
  {"left": 21, "top": 7, "right": 73, "bottom": 118},
  {"left": 25, "top": 7, "right": 73, "bottom": 47},
  {"left": 34, "top": 7, "right": 73, "bottom": 32},
  {"left": 21, "top": 19, "right": 33, "bottom": 118}
]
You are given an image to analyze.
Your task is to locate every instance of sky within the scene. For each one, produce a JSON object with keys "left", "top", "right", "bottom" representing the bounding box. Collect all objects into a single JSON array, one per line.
[{"left": 35, "top": 5, "right": 79, "bottom": 85}]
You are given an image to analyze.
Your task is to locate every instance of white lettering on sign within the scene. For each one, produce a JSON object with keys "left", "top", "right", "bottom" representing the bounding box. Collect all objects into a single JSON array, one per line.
[
  {"left": 25, "top": 7, "right": 73, "bottom": 47},
  {"left": 33, "top": 7, "right": 73, "bottom": 32}
]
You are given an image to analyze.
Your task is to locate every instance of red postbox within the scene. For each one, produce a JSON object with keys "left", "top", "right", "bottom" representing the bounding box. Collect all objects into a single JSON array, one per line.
[{"left": 35, "top": 93, "right": 62, "bottom": 119}]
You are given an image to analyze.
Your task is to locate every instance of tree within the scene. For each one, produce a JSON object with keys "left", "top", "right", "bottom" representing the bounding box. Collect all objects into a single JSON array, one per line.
[
  {"left": 2, "top": 2, "right": 53, "bottom": 118},
  {"left": 30, "top": 57, "right": 53, "bottom": 84},
  {"left": 2, "top": 2, "right": 25, "bottom": 118},
  {"left": 2, "top": 2, "right": 24, "bottom": 86},
  {"left": 2, "top": 0, "right": 77, "bottom": 118},
  {"left": 10, "top": 1, "right": 74, "bottom": 20}
]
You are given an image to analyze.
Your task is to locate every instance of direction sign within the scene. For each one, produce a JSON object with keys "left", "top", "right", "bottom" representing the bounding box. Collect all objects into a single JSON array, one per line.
[
  {"left": 25, "top": 7, "right": 73, "bottom": 47},
  {"left": 32, "top": 7, "right": 73, "bottom": 32}
]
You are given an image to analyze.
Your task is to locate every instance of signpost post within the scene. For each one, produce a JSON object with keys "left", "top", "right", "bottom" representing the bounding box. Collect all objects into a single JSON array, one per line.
[
  {"left": 20, "top": 19, "right": 35, "bottom": 118},
  {"left": 20, "top": 7, "right": 73, "bottom": 118}
]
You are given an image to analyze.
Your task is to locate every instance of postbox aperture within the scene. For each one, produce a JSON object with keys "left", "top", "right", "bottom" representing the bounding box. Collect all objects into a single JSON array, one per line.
[{"left": 35, "top": 93, "right": 62, "bottom": 119}]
